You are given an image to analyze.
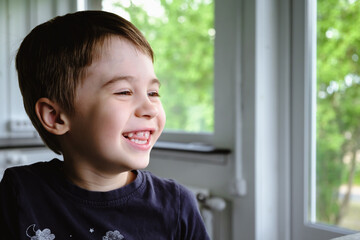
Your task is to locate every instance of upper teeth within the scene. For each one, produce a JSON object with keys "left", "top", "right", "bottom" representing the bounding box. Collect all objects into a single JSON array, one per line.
[
  {"left": 124, "top": 131, "right": 150, "bottom": 145},
  {"left": 138, "top": 132, "right": 150, "bottom": 138},
  {"left": 125, "top": 131, "right": 150, "bottom": 139}
]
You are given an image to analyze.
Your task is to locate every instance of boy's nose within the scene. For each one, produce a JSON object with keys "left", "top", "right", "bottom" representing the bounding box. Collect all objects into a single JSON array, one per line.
[{"left": 135, "top": 97, "right": 159, "bottom": 119}]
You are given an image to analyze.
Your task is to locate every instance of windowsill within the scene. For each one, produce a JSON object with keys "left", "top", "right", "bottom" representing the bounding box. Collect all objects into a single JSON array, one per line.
[
  {"left": 151, "top": 141, "right": 231, "bottom": 165},
  {"left": 0, "top": 137, "right": 44, "bottom": 149}
]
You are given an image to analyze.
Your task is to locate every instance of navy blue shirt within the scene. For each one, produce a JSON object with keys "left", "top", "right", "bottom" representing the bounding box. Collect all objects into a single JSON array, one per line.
[{"left": 0, "top": 159, "right": 210, "bottom": 239}]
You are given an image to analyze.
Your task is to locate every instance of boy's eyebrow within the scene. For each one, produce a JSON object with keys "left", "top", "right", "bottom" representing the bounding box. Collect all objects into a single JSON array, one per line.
[
  {"left": 150, "top": 78, "right": 161, "bottom": 87},
  {"left": 103, "top": 76, "right": 161, "bottom": 88}
]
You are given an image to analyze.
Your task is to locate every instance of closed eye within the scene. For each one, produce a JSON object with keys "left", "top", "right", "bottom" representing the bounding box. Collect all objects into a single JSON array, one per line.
[
  {"left": 148, "top": 91, "right": 160, "bottom": 97},
  {"left": 115, "top": 90, "right": 132, "bottom": 96}
]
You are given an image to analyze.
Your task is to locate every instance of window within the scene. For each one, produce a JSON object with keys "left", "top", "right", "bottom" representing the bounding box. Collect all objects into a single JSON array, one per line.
[
  {"left": 102, "top": 0, "right": 215, "bottom": 133},
  {"left": 314, "top": 0, "right": 360, "bottom": 232},
  {"left": 292, "top": 0, "right": 360, "bottom": 238},
  {"left": 86, "top": 0, "right": 236, "bottom": 148}
]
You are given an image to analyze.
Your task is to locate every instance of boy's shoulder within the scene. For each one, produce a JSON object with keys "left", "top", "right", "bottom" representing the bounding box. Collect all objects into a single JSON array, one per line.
[
  {"left": 0, "top": 159, "right": 62, "bottom": 198},
  {"left": 1, "top": 158, "right": 61, "bottom": 182},
  {"left": 140, "top": 170, "right": 197, "bottom": 207},
  {"left": 141, "top": 170, "right": 193, "bottom": 195}
]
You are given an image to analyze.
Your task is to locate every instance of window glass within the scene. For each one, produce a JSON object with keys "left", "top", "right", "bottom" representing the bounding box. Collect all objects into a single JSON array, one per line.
[
  {"left": 102, "top": 0, "right": 215, "bottom": 133},
  {"left": 314, "top": 0, "right": 360, "bottom": 231}
]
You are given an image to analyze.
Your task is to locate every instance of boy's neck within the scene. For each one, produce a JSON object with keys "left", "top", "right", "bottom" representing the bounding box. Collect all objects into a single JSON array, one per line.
[{"left": 63, "top": 160, "right": 136, "bottom": 192}]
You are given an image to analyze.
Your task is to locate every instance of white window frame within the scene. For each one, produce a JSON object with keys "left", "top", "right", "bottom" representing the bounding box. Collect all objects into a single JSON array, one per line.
[{"left": 291, "top": 0, "right": 358, "bottom": 239}]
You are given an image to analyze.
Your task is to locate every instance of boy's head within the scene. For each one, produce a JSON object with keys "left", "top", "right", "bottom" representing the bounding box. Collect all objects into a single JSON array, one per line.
[{"left": 16, "top": 11, "right": 155, "bottom": 155}]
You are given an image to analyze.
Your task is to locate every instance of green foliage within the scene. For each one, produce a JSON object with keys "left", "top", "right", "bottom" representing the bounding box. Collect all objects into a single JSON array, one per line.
[
  {"left": 316, "top": 0, "right": 360, "bottom": 226},
  {"left": 111, "top": 0, "right": 214, "bottom": 132}
]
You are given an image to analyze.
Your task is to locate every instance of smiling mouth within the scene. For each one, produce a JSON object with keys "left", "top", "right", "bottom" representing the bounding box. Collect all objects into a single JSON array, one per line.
[{"left": 123, "top": 131, "right": 152, "bottom": 145}]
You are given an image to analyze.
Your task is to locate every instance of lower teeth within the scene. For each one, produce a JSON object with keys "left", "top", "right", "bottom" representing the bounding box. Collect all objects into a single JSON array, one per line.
[{"left": 130, "top": 139, "right": 147, "bottom": 144}]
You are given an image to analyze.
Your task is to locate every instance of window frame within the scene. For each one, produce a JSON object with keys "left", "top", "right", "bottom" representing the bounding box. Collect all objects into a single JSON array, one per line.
[{"left": 291, "top": 0, "right": 358, "bottom": 238}]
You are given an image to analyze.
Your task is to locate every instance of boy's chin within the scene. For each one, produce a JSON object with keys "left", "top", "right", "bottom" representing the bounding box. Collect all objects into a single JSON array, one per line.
[{"left": 129, "top": 156, "right": 150, "bottom": 170}]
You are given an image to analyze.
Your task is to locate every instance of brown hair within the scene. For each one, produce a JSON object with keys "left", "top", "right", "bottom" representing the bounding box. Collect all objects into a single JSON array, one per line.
[{"left": 16, "top": 10, "right": 154, "bottom": 154}]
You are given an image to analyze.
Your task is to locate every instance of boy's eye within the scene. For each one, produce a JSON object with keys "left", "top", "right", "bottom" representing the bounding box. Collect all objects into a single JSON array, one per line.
[
  {"left": 115, "top": 90, "right": 132, "bottom": 95},
  {"left": 148, "top": 91, "right": 160, "bottom": 97}
]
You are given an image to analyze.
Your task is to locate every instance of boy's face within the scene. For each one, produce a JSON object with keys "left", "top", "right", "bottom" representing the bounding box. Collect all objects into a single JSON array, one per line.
[{"left": 64, "top": 37, "right": 166, "bottom": 173}]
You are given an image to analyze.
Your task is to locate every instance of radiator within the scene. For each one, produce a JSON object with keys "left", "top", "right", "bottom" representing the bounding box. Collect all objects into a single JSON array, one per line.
[{"left": 186, "top": 185, "right": 226, "bottom": 240}]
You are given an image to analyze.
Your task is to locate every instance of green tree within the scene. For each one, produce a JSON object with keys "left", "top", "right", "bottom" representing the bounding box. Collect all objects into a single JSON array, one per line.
[
  {"left": 111, "top": 0, "right": 214, "bottom": 132},
  {"left": 317, "top": 0, "right": 360, "bottom": 227}
]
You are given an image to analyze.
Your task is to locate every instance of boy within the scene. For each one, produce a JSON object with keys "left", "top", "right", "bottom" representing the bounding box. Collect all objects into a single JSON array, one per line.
[{"left": 0, "top": 11, "right": 209, "bottom": 239}]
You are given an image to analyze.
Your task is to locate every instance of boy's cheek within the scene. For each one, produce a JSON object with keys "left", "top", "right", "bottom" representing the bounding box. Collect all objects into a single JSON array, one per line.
[{"left": 160, "top": 109, "right": 166, "bottom": 132}]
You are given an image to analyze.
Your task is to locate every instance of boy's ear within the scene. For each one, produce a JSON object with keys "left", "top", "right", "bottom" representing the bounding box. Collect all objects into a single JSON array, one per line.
[{"left": 35, "top": 98, "right": 70, "bottom": 135}]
